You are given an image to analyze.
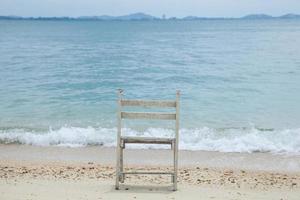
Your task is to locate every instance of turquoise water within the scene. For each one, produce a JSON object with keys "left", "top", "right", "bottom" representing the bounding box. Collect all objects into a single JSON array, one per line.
[{"left": 0, "top": 19, "right": 300, "bottom": 152}]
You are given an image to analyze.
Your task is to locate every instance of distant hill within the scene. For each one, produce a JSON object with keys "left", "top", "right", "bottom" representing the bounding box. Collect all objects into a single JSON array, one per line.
[
  {"left": 242, "top": 14, "right": 273, "bottom": 19},
  {"left": 116, "top": 12, "right": 158, "bottom": 20},
  {"left": 182, "top": 16, "right": 201, "bottom": 20},
  {"left": 278, "top": 13, "right": 300, "bottom": 19},
  {"left": 1, "top": 13, "right": 300, "bottom": 21},
  {"left": 182, "top": 16, "right": 211, "bottom": 20},
  {"left": 78, "top": 16, "right": 112, "bottom": 20},
  {"left": 78, "top": 13, "right": 158, "bottom": 21},
  {"left": 0, "top": 15, "right": 23, "bottom": 20},
  {"left": 242, "top": 13, "right": 300, "bottom": 20},
  {"left": 182, "top": 16, "right": 228, "bottom": 20}
]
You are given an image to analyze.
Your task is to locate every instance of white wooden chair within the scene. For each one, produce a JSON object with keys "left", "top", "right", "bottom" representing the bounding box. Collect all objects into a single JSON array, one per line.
[{"left": 115, "top": 89, "right": 180, "bottom": 191}]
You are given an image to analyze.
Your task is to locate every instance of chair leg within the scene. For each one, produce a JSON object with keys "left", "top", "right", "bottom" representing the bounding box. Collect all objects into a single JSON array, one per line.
[
  {"left": 173, "top": 140, "right": 178, "bottom": 191},
  {"left": 171, "top": 174, "right": 175, "bottom": 183},
  {"left": 120, "top": 145, "right": 125, "bottom": 183},
  {"left": 115, "top": 142, "right": 121, "bottom": 190}
]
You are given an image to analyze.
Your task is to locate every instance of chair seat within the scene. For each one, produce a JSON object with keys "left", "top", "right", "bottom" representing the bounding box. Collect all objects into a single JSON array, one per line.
[{"left": 121, "top": 136, "right": 175, "bottom": 145}]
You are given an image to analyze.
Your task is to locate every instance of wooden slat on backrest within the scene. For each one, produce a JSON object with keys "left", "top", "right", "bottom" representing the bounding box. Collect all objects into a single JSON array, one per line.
[
  {"left": 121, "top": 99, "right": 176, "bottom": 108},
  {"left": 121, "top": 112, "right": 176, "bottom": 120}
]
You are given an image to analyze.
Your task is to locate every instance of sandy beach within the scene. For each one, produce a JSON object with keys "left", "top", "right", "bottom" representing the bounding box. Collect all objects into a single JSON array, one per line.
[{"left": 1, "top": 144, "right": 300, "bottom": 199}]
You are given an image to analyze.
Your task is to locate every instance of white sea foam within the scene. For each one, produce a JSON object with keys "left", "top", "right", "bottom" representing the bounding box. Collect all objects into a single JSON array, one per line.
[{"left": 0, "top": 126, "right": 300, "bottom": 154}]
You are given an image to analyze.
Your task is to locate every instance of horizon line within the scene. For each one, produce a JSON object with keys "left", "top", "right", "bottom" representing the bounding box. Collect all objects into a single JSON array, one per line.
[{"left": 1, "top": 12, "right": 300, "bottom": 19}]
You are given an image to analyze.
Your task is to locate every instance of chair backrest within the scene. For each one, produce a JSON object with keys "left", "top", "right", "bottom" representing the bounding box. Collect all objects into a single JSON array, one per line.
[{"left": 117, "top": 89, "right": 180, "bottom": 140}]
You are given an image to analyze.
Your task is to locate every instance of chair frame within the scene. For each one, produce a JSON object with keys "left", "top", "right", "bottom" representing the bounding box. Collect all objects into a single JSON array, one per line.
[{"left": 115, "top": 89, "right": 180, "bottom": 191}]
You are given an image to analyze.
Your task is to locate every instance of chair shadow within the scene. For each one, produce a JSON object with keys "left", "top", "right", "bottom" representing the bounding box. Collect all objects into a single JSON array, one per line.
[{"left": 110, "top": 184, "right": 175, "bottom": 194}]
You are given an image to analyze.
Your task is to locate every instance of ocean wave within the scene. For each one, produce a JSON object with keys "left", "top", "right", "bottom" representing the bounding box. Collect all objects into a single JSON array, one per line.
[{"left": 0, "top": 126, "right": 300, "bottom": 154}]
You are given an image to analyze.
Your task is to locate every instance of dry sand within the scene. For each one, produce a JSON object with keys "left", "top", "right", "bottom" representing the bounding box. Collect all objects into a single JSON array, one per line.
[{"left": 0, "top": 144, "right": 300, "bottom": 199}]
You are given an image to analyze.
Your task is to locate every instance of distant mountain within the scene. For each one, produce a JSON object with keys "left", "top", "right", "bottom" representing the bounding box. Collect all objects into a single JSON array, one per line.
[
  {"left": 0, "top": 16, "right": 74, "bottom": 20},
  {"left": 116, "top": 12, "right": 158, "bottom": 20},
  {"left": 242, "top": 14, "right": 273, "bottom": 19},
  {"left": 1, "top": 13, "right": 300, "bottom": 21},
  {"left": 0, "top": 15, "right": 23, "bottom": 20},
  {"left": 78, "top": 16, "right": 110, "bottom": 20},
  {"left": 96, "top": 15, "right": 116, "bottom": 20},
  {"left": 182, "top": 16, "right": 228, "bottom": 20},
  {"left": 241, "top": 13, "right": 300, "bottom": 20},
  {"left": 78, "top": 13, "right": 158, "bottom": 21},
  {"left": 182, "top": 16, "right": 204, "bottom": 20},
  {"left": 278, "top": 13, "right": 300, "bottom": 19}
]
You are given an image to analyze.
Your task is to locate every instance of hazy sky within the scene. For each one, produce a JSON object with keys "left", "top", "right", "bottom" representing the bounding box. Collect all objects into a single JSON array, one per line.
[{"left": 1, "top": 0, "right": 300, "bottom": 17}]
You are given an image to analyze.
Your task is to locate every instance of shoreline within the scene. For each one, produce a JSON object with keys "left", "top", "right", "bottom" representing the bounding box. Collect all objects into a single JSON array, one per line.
[
  {"left": 1, "top": 144, "right": 300, "bottom": 199},
  {"left": 1, "top": 144, "right": 300, "bottom": 172}
]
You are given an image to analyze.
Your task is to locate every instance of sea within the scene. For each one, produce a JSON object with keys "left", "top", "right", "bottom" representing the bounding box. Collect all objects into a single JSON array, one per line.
[{"left": 0, "top": 19, "right": 300, "bottom": 153}]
